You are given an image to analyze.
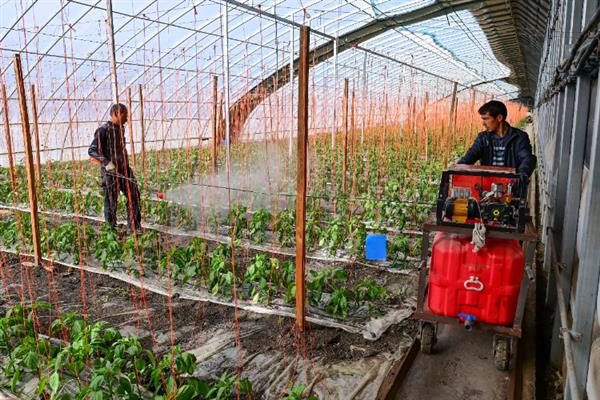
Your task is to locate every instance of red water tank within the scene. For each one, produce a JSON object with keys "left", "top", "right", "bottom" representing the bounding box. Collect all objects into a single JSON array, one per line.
[{"left": 427, "top": 232, "right": 524, "bottom": 326}]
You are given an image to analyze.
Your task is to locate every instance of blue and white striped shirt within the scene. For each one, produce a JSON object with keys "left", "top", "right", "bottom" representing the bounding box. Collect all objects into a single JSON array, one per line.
[{"left": 492, "top": 134, "right": 510, "bottom": 166}]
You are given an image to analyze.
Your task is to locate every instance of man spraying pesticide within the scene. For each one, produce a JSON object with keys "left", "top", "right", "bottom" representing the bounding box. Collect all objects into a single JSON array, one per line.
[
  {"left": 457, "top": 100, "right": 537, "bottom": 252},
  {"left": 88, "top": 103, "right": 142, "bottom": 234}
]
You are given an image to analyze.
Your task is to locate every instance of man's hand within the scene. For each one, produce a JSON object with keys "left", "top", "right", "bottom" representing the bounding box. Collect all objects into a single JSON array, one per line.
[{"left": 105, "top": 161, "right": 115, "bottom": 172}]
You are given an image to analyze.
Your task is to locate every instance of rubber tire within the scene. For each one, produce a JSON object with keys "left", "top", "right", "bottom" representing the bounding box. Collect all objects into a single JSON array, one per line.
[
  {"left": 493, "top": 337, "right": 510, "bottom": 371},
  {"left": 420, "top": 323, "right": 435, "bottom": 354}
]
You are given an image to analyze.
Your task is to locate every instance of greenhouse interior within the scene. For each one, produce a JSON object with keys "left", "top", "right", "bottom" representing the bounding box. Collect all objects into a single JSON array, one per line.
[{"left": 0, "top": 0, "right": 599, "bottom": 399}]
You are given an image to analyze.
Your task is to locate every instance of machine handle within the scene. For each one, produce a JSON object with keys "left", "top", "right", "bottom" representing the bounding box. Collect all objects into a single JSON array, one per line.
[{"left": 464, "top": 276, "right": 484, "bottom": 292}]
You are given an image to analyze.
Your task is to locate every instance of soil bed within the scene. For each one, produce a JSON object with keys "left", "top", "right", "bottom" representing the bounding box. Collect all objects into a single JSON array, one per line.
[{"left": 0, "top": 254, "right": 417, "bottom": 399}]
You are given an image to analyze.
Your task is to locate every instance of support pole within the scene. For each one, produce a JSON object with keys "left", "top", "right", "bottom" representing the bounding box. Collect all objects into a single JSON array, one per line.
[
  {"left": 351, "top": 87, "right": 356, "bottom": 157},
  {"left": 212, "top": 75, "right": 218, "bottom": 173},
  {"left": 295, "top": 25, "right": 310, "bottom": 333},
  {"left": 446, "top": 82, "right": 458, "bottom": 167},
  {"left": 106, "top": 0, "right": 119, "bottom": 103},
  {"left": 331, "top": 37, "right": 338, "bottom": 148},
  {"left": 29, "top": 85, "right": 42, "bottom": 184},
  {"left": 138, "top": 85, "right": 146, "bottom": 176},
  {"left": 342, "top": 78, "right": 349, "bottom": 193},
  {"left": 14, "top": 54, "right": 42, "bottom": 266},
  {"left": 1, "top": 84, "right": 16, "bottom": 190},
  {"left": 361, "top": 53, "right": 367, "bottom": 145},
  {"left": 288, "top": 16, "right": 295, "bottom": 157},
  {"left": 221, "top": 2, "right": 231, "bottom": 175},
  {"left": 126, "top": 87, "right": 136, "bottom": 169}
]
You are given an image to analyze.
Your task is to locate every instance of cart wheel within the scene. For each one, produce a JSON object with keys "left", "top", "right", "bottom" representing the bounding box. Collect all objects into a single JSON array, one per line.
[
  {"left": 493, "top": 336, "right": 511, "bottom": 371},
  {"left": 420, "top": 322, "right": 436, "bottom": 354}
]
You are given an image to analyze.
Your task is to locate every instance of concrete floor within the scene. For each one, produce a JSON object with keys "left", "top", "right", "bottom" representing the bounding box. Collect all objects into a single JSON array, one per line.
[{"left": 393, "top": 324, "right": 510, "bottom": 400}]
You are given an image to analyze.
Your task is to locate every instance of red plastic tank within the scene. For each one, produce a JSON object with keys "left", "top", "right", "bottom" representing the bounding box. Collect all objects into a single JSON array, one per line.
[{"left": 427, "top": 232, "right": 524, "bottom": 326}]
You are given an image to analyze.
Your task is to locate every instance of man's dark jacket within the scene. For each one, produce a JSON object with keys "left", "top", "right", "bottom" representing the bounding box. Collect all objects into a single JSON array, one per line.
[
  {"left": 88, "top": 121, "right": 130, "bottom": 174},
  {"left": 458, "top": 124, "right": 537, "bottom": 176}
]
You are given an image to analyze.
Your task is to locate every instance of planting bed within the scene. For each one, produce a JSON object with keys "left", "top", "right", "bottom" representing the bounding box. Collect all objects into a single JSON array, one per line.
[{"left": 0, "top": 254, "right": 415, "bottom": 399}]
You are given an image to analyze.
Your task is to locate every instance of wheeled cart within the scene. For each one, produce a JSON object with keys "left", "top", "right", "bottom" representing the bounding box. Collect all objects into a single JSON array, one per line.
[{"left": 413, "top": 220, "right": 537, "bottom": 371}]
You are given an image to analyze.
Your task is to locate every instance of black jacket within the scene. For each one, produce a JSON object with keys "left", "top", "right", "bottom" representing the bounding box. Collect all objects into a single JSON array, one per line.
[
  {"left": 88, "top": 122, "right": 130, "bottom": 173},
  {"left": 458, "top": 125, "right": 537, "bottom": 177}
]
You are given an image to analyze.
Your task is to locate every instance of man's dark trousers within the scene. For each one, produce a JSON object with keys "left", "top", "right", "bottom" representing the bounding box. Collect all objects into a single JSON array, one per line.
[{"left": 102, "top": 166, "right": 141, "bottom": 231}]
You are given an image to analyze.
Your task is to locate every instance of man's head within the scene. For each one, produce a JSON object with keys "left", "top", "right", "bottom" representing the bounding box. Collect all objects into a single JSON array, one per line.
[
  {"left": 478, "top": 100, "right": 507, "bottom": 132},
  {"left": 110, "top": 103, "right": 128, "bottom": 126}
]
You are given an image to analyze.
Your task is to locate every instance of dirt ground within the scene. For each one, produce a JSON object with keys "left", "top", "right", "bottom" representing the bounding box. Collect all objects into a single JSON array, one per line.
[{"left": 0, "top": 253, "right": 417, "bottom": 365}]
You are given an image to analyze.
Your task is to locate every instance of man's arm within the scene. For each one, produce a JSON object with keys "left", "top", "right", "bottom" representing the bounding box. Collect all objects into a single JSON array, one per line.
[
  {"left": 458, "top": 133, "right": 484, "bottom": 164},
  {"left": 516, "top": 133, "right": 537, "bottom": 177},
  {"left": 88, "top": 126, "right": 110, "bottom": 166}
]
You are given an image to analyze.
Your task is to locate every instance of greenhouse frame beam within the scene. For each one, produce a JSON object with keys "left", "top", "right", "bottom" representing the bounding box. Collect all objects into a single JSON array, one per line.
[
  {"left": 40, "top": 0, "right": 185, "bottom": 117},
  {"left": 47, "top": 0, "right": 295, "bottom": 125},
  {"left": 13, "top": 0, "right": 160, "bottom": 119},
  {"left": 94, "top": 0, "right": 441, "bottom": 135},
  {"left": 227, "top": 0, "right": 482, "bottom": 139},
  {"left": 108, "top": 0, "right": 336, "bottom": 121},
  {"left": 0, "top": 0, "right": 39, "bottom": 44},
  {"left": 0, "top": 0, "right": 102, "bottom": 94}
]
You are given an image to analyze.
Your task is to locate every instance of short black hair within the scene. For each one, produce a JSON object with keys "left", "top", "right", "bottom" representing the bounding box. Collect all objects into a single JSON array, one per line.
[
  {"left": 478, "top": 100, "right": 507, "bottom": 121},
  {"left": 110, "top": 103, "right": 127, "bottom": 116}
]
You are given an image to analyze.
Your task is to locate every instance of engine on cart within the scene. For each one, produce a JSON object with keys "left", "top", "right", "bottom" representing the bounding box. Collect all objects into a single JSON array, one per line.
[{"left": 436, "top": 165, "right": 528, "bottom": 232}]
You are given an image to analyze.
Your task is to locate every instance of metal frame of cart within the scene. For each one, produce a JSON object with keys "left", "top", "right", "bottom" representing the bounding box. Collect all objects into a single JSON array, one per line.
[{"left": 413, "top": 220, "right": 537, "bottom": 370}]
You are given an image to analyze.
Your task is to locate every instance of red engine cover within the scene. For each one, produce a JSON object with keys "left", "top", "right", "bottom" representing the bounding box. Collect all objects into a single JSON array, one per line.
[
  {"left": 427, "top": 232, "right": 524, "bottom": 326},
  {"left": 451, "top": 172, "right": 516, "bottom": 201}
]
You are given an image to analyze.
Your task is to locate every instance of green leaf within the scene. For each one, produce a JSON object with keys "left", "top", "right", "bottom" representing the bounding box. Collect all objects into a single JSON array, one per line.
[
  {"left": 90, "top": 374, "right": 105, "bottom": 390},
  {"left": 49, "top": 371, "right": 60, "bottom": 396},
  {"left": 118, "top": 376, "right": 132, "bottom": 395},
  {"left": 23, "top": 350, "right": 38, "bottom": 370},
  {"left": 176, "top": 384, "right": 196, "bottom": 400},
  {"left": 11, "top": 367, "right": 20, "bottom": 392},
  {"left": 239, "top": 378, "right": 253, "bottom": 395},
  {"left": 36, "top": 375, "right": 48, "bottom": 395}
]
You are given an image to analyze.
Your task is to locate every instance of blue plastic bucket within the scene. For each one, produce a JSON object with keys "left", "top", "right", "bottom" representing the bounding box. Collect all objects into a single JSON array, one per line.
[{"left": 365, "top": 233, "right": 387, "bottom": 261}]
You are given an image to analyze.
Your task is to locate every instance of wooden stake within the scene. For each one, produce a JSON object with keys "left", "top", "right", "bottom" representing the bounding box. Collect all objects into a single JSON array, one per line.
[
  {"left": 350, "top": 88, "right": 356, "bottom": 157},
  {"left": 1, "top": 84, "right": 16, "bottom": 190},
  {"left": 29, "top": 85, "right": 42, "bottom": 185},
  {"left": 138, "top": 85, "right": 146, "bottom": 176},
  {"left": 14, "top": 54, "right": 42, "bottom": 267},
  {"left": 212, "top": 75, "right": 218, "bottom": 173},
  {"left": 350, "top": 89, "right": 357, "bottom": 200},
  {"left": 218, "top": 95, "right": 224, "bottom": 143},
  {"left": 295, "top": 25, "right": 310, "bottom": 333},
  {"left": 105, "top": 0, "right": 119, "bottom": 103},
  {"left": 126, "top": 87, "right": 137, "bottom": 169},
  {"left": 447, "top": 82, "right": 458, "bottom": 167},
  {"left": 342, "top": 78, "right": 349, "bottom": 193}
]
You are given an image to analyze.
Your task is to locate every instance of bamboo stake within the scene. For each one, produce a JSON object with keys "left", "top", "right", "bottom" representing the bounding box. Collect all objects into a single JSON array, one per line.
[
  {"left": 138, "top": 85, "right": 146, "bottom": 176},
  {"left": 29, "top": 85, "right": 42, "bottom": 184},
  {"left": 446, "top": 82, "right": 458, "bottom": 167},
  {"left": 1, "top": 84, "right": 16, "bottom": 190},
  {"left": 342, "top": 78, "right": 349, "bottom": 193},
  {"left": 126, "top": 87, "right": 136, "bottom": 169},
  {"left": 350, "top": 88, "right": 356, "bottom": 158},
  {"left": 14, "top": 54, "right": 42, "bottom": 267},
  {"left": 212, "top": 75, "right": 218, "bottom": 173},
  {"left": 105, "top": 0, "right": 119, "bottom": 103}
]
